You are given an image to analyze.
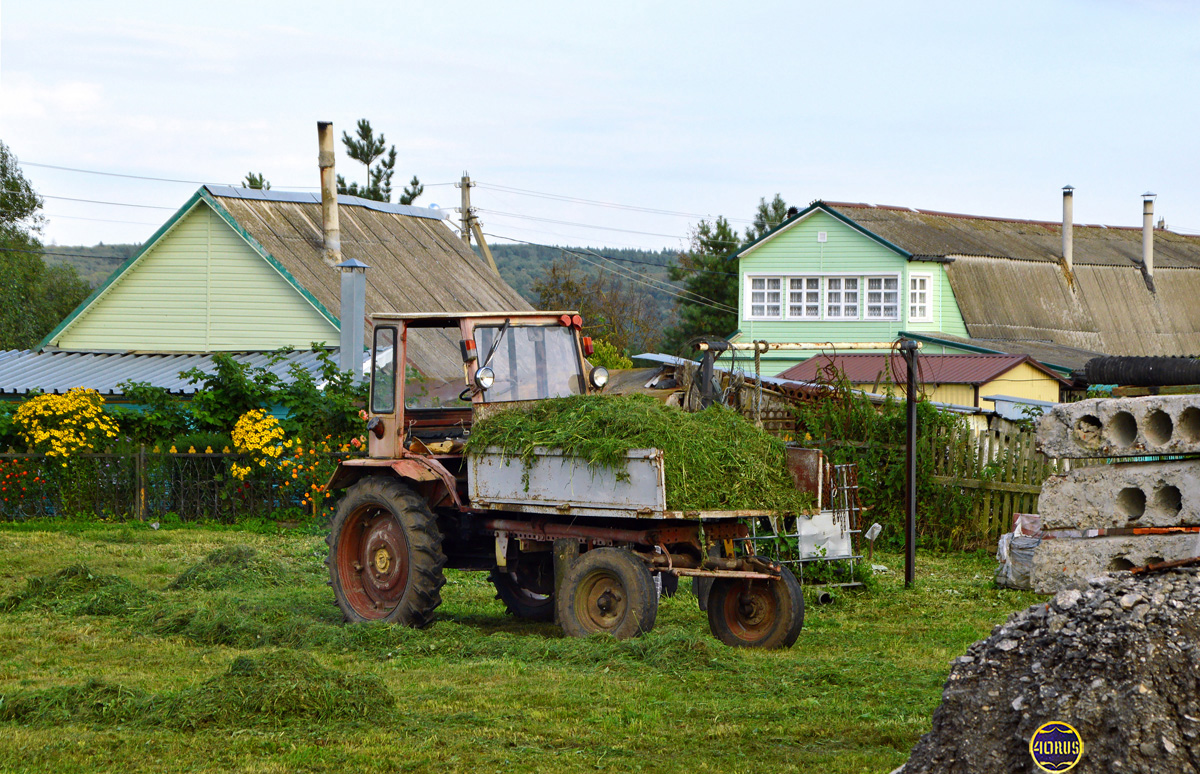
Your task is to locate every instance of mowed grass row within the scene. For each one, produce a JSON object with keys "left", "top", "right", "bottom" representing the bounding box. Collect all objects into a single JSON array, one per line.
[{"left": 0, "top": 521, "right": 1040, "bottom": 773}]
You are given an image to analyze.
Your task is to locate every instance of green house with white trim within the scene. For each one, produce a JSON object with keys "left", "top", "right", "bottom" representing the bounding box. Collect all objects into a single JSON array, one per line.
[
  {"left": 41, "top": 186, "right": 530, "bottom": 380},
  {"left": 734, "top": 198, "right": 1200, "bottom": 378}
]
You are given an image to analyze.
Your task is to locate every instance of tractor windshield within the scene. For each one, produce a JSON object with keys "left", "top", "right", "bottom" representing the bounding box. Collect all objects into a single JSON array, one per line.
[{"left": 474, "top": 324, "right": 584, "bottom": 402}]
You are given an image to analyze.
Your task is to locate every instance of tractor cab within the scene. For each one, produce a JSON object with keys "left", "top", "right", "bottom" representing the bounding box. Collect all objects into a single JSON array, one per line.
[{"left": 364, "top": 311, "right": 608, "bottom": 460}]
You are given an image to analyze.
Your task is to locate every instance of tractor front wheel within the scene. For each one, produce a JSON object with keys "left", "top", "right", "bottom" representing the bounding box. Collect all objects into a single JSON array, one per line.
[
  {"left": 706, "top": 567, "right": 804, "bottom": 649},
  {"left": 327, "top": 476, "right": 446, "bottom": 626},
  {"left": 556, "top": 548, "right": 657, "bottom": 640}
]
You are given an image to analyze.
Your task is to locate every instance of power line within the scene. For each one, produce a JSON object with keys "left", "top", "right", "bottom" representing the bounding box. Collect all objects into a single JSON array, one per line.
[
  {"left": 0, "top": 244, "right": 137, "bottom": 261},
  {"left": 22, "top": 162, "right": 252, "bottom": 186},
  {"left": 38, "top": 194, "right": 176, "bottom": 210},
  {"left": 483, "top": 231, "right": 736, "bottom": 314},
  {"left": 23, "top": 160, "right": 460, "bottom": 191},
  {"left": 476, "top": 181, "right": 793, "bottom": 231}
]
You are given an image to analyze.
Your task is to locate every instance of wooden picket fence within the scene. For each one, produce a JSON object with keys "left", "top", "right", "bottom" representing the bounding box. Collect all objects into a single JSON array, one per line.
[{"left": 929, "top": 424, "right": 1077, "bottom": 545}]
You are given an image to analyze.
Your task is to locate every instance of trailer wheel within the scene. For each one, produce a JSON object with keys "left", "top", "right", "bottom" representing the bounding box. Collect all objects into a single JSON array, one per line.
[
  {"left": 327, "top": 476, "right": 446, "bottom": 626},
  {"left": 557, "top": 548, "right": 657, "bottom": 640},
  {"left": 490, "top": 568, "right": 554, "bottom": 622},
  {"left": 706, "top": 567, "right": 804, "bottom": 649}
]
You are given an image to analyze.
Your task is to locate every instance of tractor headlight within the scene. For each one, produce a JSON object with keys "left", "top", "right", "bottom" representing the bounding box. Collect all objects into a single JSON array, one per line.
[
  {"left": 475, "top": 366, "right": 495, "bottom": 390},
  {"left": 589, "top": 366, "right": 609, "bottom": 389}
]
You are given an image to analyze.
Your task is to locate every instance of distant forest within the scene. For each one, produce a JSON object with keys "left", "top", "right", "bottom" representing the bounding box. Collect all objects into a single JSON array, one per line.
[
  {"left": 43, "top": 243, "right": 138, "bottom": 287},
  {"left": 48, "top": 241, "right": 685, "bottom": 352}
]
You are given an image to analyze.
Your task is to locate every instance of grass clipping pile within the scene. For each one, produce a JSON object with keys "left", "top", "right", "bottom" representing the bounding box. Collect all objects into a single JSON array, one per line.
[
  {"left": 467, "top": 394, "right": 811, "bottom": 513},
  {"left": 902, "top": 568, "right": 1200, "bottom": 773},
  {"left": 0, "top": 651, "right": 391, "bottom": 729}
]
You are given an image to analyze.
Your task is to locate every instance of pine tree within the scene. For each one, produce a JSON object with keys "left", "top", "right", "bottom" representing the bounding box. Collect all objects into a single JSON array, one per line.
[
  {"left": 336, "top": 119, "right": 421, "bottom": 204},
  {"left": 242, "top": 172, "right": 270, "bottom": 190},
  {"left": 661, "top": 194, "right": 790, "bottom": 354}
]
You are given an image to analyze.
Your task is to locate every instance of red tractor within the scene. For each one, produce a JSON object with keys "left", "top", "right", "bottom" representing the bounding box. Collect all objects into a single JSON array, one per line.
[{"left": 325, "top": 311, "right": 803, "bottom": 648}]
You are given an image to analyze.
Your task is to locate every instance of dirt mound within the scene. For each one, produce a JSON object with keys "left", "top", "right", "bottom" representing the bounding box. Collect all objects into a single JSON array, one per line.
[
  {"left": 902, "top": 568, "right": 1200, "bottom": 773},
  {"left": 0, "top": 650, "right": 392, "bottom": 729},
  {"left": 1, "top": 564, "right": 144, "bottom": 616},
  {"left": 168, "top": 545, "right": 289, "bottom": 590}
]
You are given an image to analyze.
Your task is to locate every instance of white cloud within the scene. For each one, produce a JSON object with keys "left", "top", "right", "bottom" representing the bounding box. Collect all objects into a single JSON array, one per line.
[{"left": 1, "top": 75, "right": 105, "bottom": 119}]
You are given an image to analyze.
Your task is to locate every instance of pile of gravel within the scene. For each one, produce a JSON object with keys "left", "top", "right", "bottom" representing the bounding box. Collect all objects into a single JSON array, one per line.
[{"left": 901, "top": 569, "right": 1200, "bottom": 773}]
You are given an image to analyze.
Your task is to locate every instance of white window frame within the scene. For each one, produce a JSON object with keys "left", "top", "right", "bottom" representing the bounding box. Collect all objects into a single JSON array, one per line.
[
  {"left": 824, "top": 276, "right": 860, "bottom": 320},
  {"left": 743, "top": 271, "right": 901, "bottom": 322},
  {"left": 909, "top": 273, "right": 933, "bottom": 323},
  {"left": 747, "top": 276, "right": 784, "bottom": 320},
  {"left": 787, "top": 276, "right": 822, "bottom": 319},
  {"left": 864, "top": 275, "right": 901, "bottom": 321}
]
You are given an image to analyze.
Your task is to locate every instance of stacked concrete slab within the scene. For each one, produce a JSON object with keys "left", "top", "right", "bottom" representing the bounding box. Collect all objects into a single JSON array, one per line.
[{"left": 1032, "top": 395, "right": 1200, "bottom": 593}]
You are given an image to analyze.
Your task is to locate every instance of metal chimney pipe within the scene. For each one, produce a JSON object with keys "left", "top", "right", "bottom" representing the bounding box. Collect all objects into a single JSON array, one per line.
[
  {"left": 1143, "top": 192, "right": 1156, "bottom": 278},
  {"left": 336, "top": 258, "right": 370, "bottom": 377},
  {"left": 1062, "top": 185, "right": 1074, "bottom": 271},
  {"left": 318, "top": 121, "right": 341, "bottom": 267}
]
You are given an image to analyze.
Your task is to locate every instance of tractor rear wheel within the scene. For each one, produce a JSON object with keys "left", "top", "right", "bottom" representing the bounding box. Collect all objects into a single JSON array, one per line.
[
  {"left": 327, "top": 476, "right": 446, "bottom": 626},
  {"left": 490, "top": 568, "right": 554, "bottom": 622},
  {"left": 556, "top": 548, "right": 657, "bottom": 640},
  {"left": 706, "top": 567, "right": 803, "bottom": 649}
]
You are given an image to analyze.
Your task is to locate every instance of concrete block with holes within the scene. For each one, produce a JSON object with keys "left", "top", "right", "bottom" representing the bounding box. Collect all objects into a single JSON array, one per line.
[
  {"left": 1032, "top": 533, "right": 1200, "bottom": 594},
  {"left": 1036, "top": 395, "right": 1200, "bottom": 459},
  {"left": 1038, "top": 460, "right": 1199, "bottom": 530}
]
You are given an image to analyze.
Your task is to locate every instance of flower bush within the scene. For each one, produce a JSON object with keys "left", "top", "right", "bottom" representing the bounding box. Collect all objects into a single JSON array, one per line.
[
  {"left": 229, "top": 409, "right": 356, "bottom": 516},
  {"left": 230, "top": 409, "right": 286, "bottom": 479},
  {"left": 14, "top": 388, "right": 120, "bottom": 461}
]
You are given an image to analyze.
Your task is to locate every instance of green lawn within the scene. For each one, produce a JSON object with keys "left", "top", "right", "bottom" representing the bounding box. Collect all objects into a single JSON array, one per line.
[{"left": 0, "top": 521, "right": 1040, "bottom": 773}]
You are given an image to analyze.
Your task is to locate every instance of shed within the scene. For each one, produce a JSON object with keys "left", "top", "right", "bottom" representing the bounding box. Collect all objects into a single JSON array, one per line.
[{"left": 777, "top": 353, "right": 1069, "bottom": 411}]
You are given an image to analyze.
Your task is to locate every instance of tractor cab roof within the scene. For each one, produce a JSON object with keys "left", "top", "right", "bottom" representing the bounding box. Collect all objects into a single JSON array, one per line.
[{"left": 370, "top": 311, "right": 580, "bottom": 329}]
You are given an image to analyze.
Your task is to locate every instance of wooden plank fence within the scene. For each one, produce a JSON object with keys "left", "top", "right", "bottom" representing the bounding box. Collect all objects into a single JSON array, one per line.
[{"left": 929, "top": 425, "right": 1077, "bottom": 545}]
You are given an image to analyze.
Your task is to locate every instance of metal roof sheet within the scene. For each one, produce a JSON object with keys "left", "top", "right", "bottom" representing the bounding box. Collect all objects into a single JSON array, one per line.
[
  {"left": 203, "top": 185, "right": 447, "bottom": 220},
  {"left": 0, "top": 349, "right": 364, "bottom": 397}
]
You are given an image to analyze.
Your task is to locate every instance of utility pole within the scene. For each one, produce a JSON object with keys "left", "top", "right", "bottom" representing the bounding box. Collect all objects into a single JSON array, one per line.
[
  {"left": 456, "top": 172, "right": 500, "bottom": 274},
  {"left": 458, "top": 172, "right": 473, "bottom": 247}
]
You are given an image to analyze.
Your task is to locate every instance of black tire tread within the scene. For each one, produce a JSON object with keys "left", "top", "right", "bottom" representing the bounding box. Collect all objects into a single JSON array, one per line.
[
  {"left": 326, "top": 476, "right": 446, "bottom": 627},
  {"left": 489, "top": 568, "right": 555, "bottom": 622},
  {"left": 706, "top": 566, "right": 804, "bottom": 649},
  {"left": 556, "top": 548, "right": 657, "bottom": 640}
]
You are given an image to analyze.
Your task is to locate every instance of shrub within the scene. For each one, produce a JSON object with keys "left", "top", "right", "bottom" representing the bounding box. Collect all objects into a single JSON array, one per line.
[{"left": 14, "top": 388, "right": 120, "bottom": 459}]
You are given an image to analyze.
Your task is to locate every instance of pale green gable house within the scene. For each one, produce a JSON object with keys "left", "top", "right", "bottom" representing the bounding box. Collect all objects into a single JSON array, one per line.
[
  {"left": 38, "top": 186, "right": 530, "bottom": 382},
  {"left": 734, "top": 199, "right": 1200, "bottom": 378}
]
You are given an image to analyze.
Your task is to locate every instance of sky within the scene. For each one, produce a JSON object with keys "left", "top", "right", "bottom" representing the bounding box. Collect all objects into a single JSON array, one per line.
[{"left": 3, "top": 0, "right": 1199, "bottom": 251}]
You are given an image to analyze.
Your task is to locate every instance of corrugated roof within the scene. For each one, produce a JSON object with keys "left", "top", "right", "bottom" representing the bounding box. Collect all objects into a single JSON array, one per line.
[
  {"left": 823, "top": 201, "right": 1200, "bottom": 269},
  {"left": 899, "top": 331, "right": 1104, "bottom": 373},
  {"left": 0, "top": 349, "right": 360, "bottom": 397},
  {"left": 777, "top": 353, "right": 1068, "bottom": 386},
  {"left": 205, "top": 186, "right": 532, "bottom": 380}
]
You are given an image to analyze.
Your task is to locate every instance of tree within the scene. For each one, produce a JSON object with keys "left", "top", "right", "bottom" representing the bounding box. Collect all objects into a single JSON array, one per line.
[
  {"left": 242, "top": 172, "right": 270, "bottom": 190},
  {"left": 336, "top": 119, "right": 422, "bottom": 204},
  {"left": 746, "top": 194, "right": 790, "bottom": 243},
  {"left": 532, "top": 256, "right": 658, "bottom": 355},
  {"left": 660, "top": 195, "right": 789, "bottom": 354},
  {"left": 0, "top": 141, "right": 91, "bottom": 350}
]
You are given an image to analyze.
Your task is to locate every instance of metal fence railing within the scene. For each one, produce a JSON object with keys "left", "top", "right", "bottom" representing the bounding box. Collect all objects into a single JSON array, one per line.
[{"left": 0, "top": 450, "right": 352, "bottom": 523}]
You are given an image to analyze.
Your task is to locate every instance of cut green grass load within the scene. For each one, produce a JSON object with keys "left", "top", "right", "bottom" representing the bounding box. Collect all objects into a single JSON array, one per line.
[{"left": 466, "top": 394, "right": 813, "bottom": 513}]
